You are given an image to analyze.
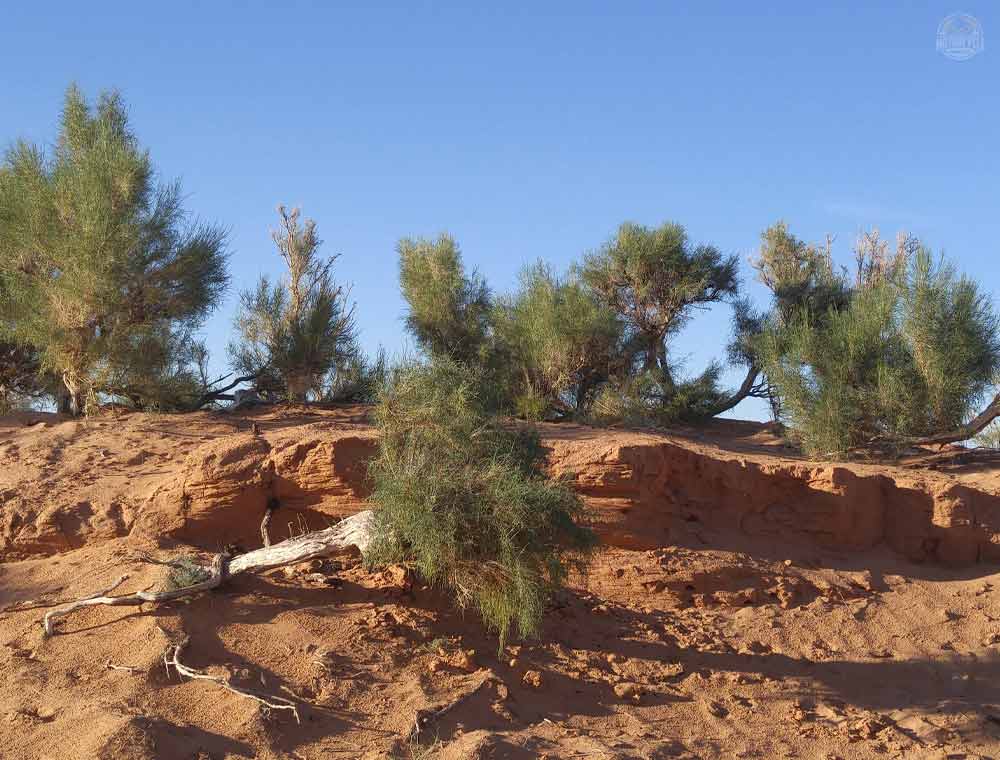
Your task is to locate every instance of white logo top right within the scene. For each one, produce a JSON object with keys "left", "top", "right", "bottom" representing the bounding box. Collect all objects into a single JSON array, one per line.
[{"left": 937, "top": 12, "right": 984, "bottom": 60}]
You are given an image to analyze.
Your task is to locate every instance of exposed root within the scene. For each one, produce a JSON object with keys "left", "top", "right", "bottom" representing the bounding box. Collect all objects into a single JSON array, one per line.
[
  {"left": 159, "top": 627, "right": 301, "bottom": 723},
  {"left": 41, "top": 510, "right": 374, "bottom": 636}
]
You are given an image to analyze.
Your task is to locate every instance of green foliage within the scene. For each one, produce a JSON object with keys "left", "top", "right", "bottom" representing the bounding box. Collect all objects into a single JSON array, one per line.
[
  {"left": 323, "top": 347, "right": 389, "bottom": 404},
  {"left": 586, "top": 365, "right": 726, "bottom": 428},
  {"left": 493, "top": 262, "right": 622, "bottom": 419},
  {"left": 0, "top": 86, "right": 229, "bottom": 414},
  {"left": 899, "top": 250, "right": 999, "bottom": 432},
  {"left": 230, "top": 206, "right": 357, "bottom": 402},
  {"left": 395, "top": 223, "right": 747, "bottom": 427},
  {"left": 163, "top": 556, "right": 212, "bottom": 591},
  {"left": 397, "top": 235, "right": 492, "bottom": 365},
  {"left": 105, "top": 328, "right": 213, "bottom": 411},
  {"left": 751, "top": 222, "right": 848, "bottom": 319},
  {"left": 366, "top": 358, "right": 595, "bottom": 646},
  {"left": 0, "top": 340, "right": 49, "bottom": 412},
  {"left": 757, "top": 247, "right": 1000, "bottom": 457},
  {"left": 580, "top": 221, "right": 738, "bottom": 377}
]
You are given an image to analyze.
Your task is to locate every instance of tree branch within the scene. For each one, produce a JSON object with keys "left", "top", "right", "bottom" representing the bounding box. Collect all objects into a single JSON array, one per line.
[
  {"left": 705, "top": 365, "right": 759, "bottom": 417},
  {"left": 42, "top": 511, "right": 373, "bottom": 636},
  {"left": 192, "top": 371, "right": 262, "bottom": 409},
  {"left": 160, "top": 627, "right": 301, "bottom": 723}
]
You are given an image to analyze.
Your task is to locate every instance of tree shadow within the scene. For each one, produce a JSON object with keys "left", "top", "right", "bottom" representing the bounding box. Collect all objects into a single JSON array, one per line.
[{"left": 106, "top": 715, "right": 257, "bottom": 759}]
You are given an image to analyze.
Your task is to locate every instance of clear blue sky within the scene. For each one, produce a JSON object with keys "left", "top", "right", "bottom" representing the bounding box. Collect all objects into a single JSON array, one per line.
[{"left": 2, "top": 2, "right": 996, "bottom": 418}]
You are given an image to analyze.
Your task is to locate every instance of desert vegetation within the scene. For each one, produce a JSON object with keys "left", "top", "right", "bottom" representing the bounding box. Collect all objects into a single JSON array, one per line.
[
  {"left": 366, "top": 358, "right": 595, "bottom": 645},
  {"left": 229, "top": 205, "right": 358, "bottom": 403},
  {"left": 4, "top": 85, "right": 1000, "bottom": 656},
  {"left": 0, "top": 86, "right": 229, "bottom": 414}
]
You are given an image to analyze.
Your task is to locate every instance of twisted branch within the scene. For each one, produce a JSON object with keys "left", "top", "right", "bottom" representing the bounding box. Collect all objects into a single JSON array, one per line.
[{"left": 42, "top": 511, "right": 374, "bottom": 636}]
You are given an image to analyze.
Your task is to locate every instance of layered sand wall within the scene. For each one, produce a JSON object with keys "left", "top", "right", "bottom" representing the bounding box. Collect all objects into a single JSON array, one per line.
[{"left": 3, "top": 412, "right": 999, "bottom": 565}]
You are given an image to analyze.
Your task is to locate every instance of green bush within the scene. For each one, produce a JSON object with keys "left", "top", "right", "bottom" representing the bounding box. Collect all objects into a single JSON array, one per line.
[
  {"left": 0, "top": 86, "right": 229, "bottom": 415},
  {"left": 230, "top": 206, "right": 357, "bottom": 402},
  {"left": 585, "top": 365, "right": 726, "bottom": 428},
  {"left": 323, "top": 347, "right": 388, "bottom": 404},
  {"left": 757, "top": 247, "right": 1000, "bottom": 457},
  {"left": 163, "top": 556, "right": 212, "bottom": 591},
  {"left": 365, "top": 358, "right": 595, "bottom": 646},
  {"left": 397, "top": 235, "right": 492, "bottom": 365},
  {"left": 493, "top": 262, "right": 622, "bottom": 419}
]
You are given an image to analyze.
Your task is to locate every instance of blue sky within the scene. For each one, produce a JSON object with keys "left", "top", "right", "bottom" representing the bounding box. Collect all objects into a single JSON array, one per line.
[{"left": 2, "top": 2, "right": 996, "bottom": 418}]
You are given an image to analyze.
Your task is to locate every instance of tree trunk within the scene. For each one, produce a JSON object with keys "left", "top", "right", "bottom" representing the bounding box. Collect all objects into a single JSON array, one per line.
[
  {"left": 903, "top": 391, "right": 1000, "bottom": 447},
  {"left": 705, "top": 365, "right": 759, "bottom": 418},
  {"left": 61, "top": 371, "right": 86, "bottom": 416},
  {"left": 285, "top": 373, "right": 311, "bottom": 404},
  {"left": 56, "top": 388, "right": 73, "bottom": 415}
]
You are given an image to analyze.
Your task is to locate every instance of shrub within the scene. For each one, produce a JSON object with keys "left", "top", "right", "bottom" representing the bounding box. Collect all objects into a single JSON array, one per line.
[
  {"left": 104, "top": 328, "right": 214, "bottom": 411},
  {"left": 492, "top": 262, "right": 622, "bottom": 419},
  {"left": 164, "top": 556, "right": 212, "bottom": 591},
  {"left": 365, "top": 358, "right": 595, "bottom": 646},
  {"left": 230, "top": 206, "right": 357, "bottom": 402},
  {"left": 585, "top": 365, "right": 726, "bottom": 428},
  {"left": 757, "top": 246, "right": 1000, "bottom": 457},
  {"left": 323, "top": 347, "right": 388, "bottom": 404},
  {"left": 397, "top": 234, "right": 492, "bottom": 365}
]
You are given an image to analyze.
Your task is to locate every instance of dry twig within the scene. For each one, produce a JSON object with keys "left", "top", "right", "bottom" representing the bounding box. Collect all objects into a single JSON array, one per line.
[{"left": 159, "top": 628, "right": 300, "bottom": 723}]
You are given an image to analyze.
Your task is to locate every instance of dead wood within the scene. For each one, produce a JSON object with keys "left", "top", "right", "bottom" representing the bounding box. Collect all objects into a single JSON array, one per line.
[
  {"left": 159, "top": 626, "right": 301, "bottom": 723},
  {"left": 42, "top": 510, "right": 374, "bottom": 636}
]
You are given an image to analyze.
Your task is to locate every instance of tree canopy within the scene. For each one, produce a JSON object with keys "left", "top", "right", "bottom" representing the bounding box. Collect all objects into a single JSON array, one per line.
[
  {"left": 580, "top": 221, "right": 739, "bottom": 381},
  {"left": 0, "top": 85, "right": 228, "bottom": 413},
  {"left": 230, "top": 206, "right": 357, "bottom": 402}
]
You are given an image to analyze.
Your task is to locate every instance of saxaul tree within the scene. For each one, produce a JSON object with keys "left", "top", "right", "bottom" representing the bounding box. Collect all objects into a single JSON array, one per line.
[
  {"left": 579, "top": 221, "right": 759, "bottom": 422},
  {"left": 397, "top": 234, "right": 492, "bottom": 365},
  {"left": 580, "top": 221, "right": 739, "bottom": 381},
  {"left": 230, "top": 206, "right": 357, "bottom": 402},
  {"left": 0, "top": 86, "right": 229, "bottom": 414},
  {"left": 753, "top": 224, "right": 1000, "bottom": 457}
]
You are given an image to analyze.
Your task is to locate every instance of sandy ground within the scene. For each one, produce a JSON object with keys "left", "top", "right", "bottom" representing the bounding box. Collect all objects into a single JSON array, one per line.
[{"left": 1, "top": 408, "right": 999, "bottom": 759}]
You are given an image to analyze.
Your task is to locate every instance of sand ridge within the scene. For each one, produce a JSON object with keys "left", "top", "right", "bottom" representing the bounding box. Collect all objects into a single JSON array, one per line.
[{"left": 1, "top": 407, "right": 999, "bottom": 758}]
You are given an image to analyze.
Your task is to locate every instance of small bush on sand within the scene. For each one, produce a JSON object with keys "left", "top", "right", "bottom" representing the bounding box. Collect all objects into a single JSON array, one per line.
[
  {"left": 164, "top": 556, "right": 212, "bottom": 591},
  {"left": 586, "top": 365, "right": 727, "bottom": 428},
  {"left": 365, "top": 358, "right": 595, "bottom": 646}
]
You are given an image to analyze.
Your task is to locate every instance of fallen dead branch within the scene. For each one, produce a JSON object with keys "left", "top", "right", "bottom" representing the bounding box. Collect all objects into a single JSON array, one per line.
[
  {"left": 159, "top": 627, "right": 300, "bottom": 723},
  {"left": 42, "top": 510, "right": 374, "bottom": 636},
  {"left": 105, "top": 659, "right": 143, "bottom": 674}
]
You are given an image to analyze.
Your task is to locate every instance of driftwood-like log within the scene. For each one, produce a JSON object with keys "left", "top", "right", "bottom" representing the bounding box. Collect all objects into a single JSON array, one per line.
[{"left": 42, "top": 510, "right": 374, "bottom": 636}]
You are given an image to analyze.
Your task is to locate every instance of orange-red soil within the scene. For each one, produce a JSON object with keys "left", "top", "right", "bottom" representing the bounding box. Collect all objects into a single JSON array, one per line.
[{"left": 2, "top": 407, "right": 999, "bottom": 759}]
